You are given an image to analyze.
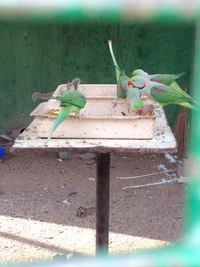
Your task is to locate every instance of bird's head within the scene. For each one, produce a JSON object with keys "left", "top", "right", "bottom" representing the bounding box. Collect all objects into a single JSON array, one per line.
[
  {"left": 129, "top": 97, "right": 144, "bottom": 115},
  {"left": 131, "top": 75, "right": 146, "bottom": 90},
  {"left": 127, "top": 80, "right": 134, "bottom": 88},
  {"left": 72, "top": 78, "right": 81, "bottom": 90},
  {"left": 132, "top": 69, "right": 148, "bottom": 78},
  {"left": 73, "top": 77, "right": 81, "bottom": 84}
]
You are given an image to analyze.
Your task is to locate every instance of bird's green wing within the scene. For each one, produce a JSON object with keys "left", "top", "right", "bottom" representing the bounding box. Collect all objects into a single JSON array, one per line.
[
  {"left": 61, "top": 89, "right": 86, "bottom": 108},
  {"left": 150, "top": 73, "right": 185, "bottom": 85},
  {"left": 172, "top": 82, "right": 200, "bottom": 108},
  {"left": 117, "top": 74, "right": 131, "bottom": 98},
  {"left": 150, "top": 82, "right": 194, "bottom": 106},
  {"left": 170, "top": 81, "right": 193, "bottom": 100}
]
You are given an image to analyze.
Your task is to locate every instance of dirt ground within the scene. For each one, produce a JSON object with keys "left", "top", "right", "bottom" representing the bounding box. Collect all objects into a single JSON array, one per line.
[{"left": 0, "top": 150, "right": 184, "bottom": 263}]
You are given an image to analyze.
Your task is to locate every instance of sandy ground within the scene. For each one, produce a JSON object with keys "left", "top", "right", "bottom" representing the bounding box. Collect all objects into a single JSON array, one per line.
[{"left": 0, "top": 150, "right": 184, "bottom": 263}]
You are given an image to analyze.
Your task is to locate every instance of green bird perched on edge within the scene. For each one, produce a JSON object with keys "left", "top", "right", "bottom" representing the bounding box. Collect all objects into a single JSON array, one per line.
[
  {"left": 132, "top": 69, "right": 185, "bottom": 86},
  {"left": 46, "top": 79, "right": 86, "bottom": 143},
  {"left": 108, "top": 40, "right": 144, "bottom": 114},
  {"left": 131, "top": 74, "right": 199, "bottom": 111}
]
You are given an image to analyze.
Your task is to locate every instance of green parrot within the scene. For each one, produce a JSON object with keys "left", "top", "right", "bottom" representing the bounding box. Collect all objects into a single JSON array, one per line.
[
  {"left": 46, "top": 88, "right": 86, "bottom": 143},
  {"left": 108, "top": 40, "right": 145, "bottom": 113},
  {"left": 132, "top": 75, "right": 199, "bottom": 110},
  {"left": 108, "top": 40, "right": 133, "bottom": 98},
  {"left": 132, "top": 69, "right": 184, "bottom": 86},
  {"left": 126, "top": 87, "right": 144, "bottom": 115},
  {"left": 127, "top": 74, "right": 146, "bottom": 114}
]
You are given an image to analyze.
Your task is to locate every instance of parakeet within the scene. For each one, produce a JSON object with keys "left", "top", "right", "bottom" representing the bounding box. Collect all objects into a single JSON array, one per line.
[
  {"left": 126, "top": 87, "right": 144, "bottom": 115},
  {"left": 108, "top": 40, "right": 133, "bottom": 98},
  {"left": 132, "top": 75, "right": 199, "bottom": 110},
  {"left": 132, "top": 69, "right": 184, "bottom": 86},
  {"left": 108, "top": 40, "right": 145, "bottom": 113},
  {"left": 46, "top": 86, "right": 86, "bottom": 143},
  {"left": 126, "top": 74, "right": 146, "bottom": 114}
]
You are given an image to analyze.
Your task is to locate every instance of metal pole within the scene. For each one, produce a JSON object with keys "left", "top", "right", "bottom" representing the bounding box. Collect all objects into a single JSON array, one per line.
[{"left": 96, "top": 152, "right": 110, "bottom": 255}]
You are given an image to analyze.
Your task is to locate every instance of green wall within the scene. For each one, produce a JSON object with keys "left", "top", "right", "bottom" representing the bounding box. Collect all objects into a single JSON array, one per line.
[{"left": 0, "top": 21, "right": 195, "bottom": 132}]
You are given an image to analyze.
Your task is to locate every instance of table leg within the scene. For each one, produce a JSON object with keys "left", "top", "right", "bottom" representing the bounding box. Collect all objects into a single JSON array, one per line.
[{"left": 96, "top": 152, "right": 110, "bottom": 255}]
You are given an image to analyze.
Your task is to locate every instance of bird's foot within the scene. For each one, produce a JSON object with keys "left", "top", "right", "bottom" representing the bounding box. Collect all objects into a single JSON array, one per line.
[
  {"left": 153, "top": 104, "right": 162, "bottom": 117},
  {"left": 75, "top": 113, "right": 81, "bottom": 119},
  {"left": 44, "top": 135, "right": 51, "bottom": 146},
  {"left": 44, "top": 140, "right": 48, "bottom": 146},
  {"left": 154, "top": 103, "right": 161, "bottom": 110},
  {"left": 112, "top": 99, "right": 118, "bottom": 108}
]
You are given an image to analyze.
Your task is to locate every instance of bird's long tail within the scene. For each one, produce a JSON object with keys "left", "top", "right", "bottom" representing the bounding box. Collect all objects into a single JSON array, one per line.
[
  {"left": 179, "top": 102, "right": 200, "bottom": 111},
  {"left": 192, "top": 99, "right": 200, "bottom": 109},
  {"left": 108, "top": 40, "right": 121, "bottom": 81},
  {"left": 46, "top": 107, "right": 70, "bottom": 143},
  {"left": 174, "top": 72, "right": 185, "bottom": 80},
  {"left": 150, "top": 73, "right": 185, "bottom": 83}
]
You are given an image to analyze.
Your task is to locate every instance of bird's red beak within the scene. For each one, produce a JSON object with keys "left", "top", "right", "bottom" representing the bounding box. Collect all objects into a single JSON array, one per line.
[
  {"left": 136, "top": 109, "right": 143, "bottom": 115},
  {"left": 128, "top": 80, "right": 133, "bottom": 88}
]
